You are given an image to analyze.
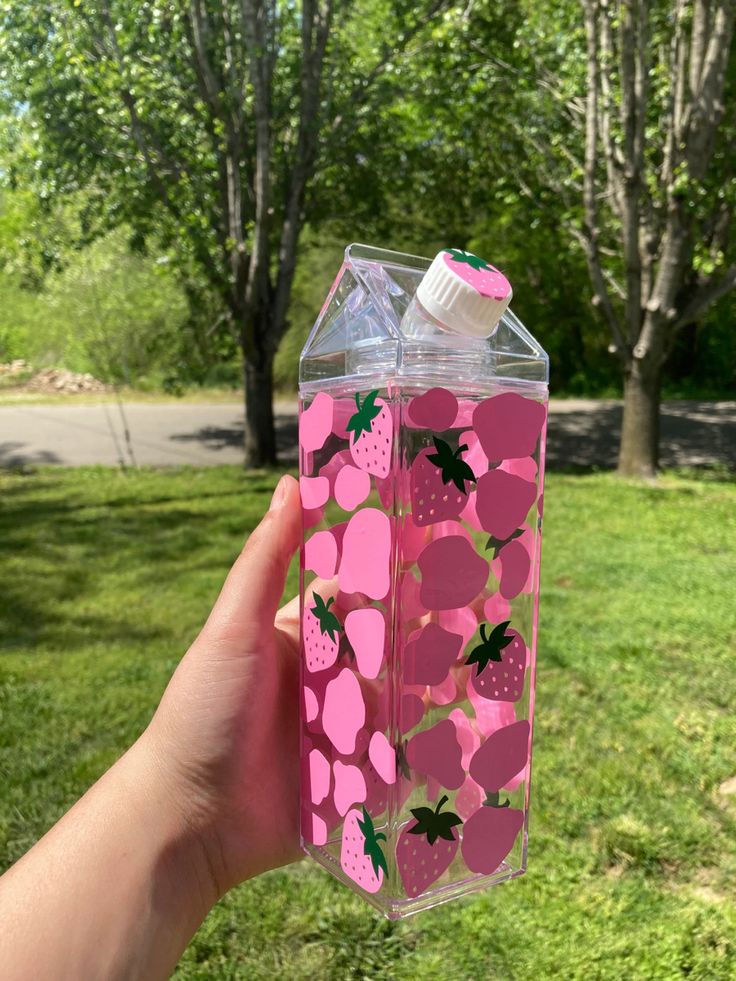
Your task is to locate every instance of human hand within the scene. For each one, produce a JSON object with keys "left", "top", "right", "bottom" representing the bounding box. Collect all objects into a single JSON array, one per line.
[{"left": 141, "top": 473, "right": 304, "bottom": 898}]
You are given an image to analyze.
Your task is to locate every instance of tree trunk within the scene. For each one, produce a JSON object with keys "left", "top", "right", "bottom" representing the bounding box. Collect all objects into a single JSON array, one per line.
[
  {"left": 617, "top": 358, "right": 661, "bottom": 479},
  {"left": 243, "top": 351, "right": 277, "bottom": 468}
]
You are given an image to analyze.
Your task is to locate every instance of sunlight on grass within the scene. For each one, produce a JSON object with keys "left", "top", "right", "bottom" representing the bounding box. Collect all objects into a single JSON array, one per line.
[{"left": 1, "top": 467, "right": 735, "bottom": 979}]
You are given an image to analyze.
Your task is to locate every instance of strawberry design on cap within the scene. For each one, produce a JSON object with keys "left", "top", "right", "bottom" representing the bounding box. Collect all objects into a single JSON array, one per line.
[
  {"left": 444, "top": 250, "right": 511, "bottom": 301},
  {"left": 397, "top": 795, "right": 463, "bottom": 897}
]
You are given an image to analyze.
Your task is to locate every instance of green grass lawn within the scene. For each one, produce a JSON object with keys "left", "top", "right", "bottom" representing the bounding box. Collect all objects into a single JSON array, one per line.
[{"left": 1, "top": 466, "right": 735, "bottom": 979}]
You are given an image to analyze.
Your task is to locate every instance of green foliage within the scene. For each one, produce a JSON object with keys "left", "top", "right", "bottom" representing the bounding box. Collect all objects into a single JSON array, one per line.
[
  {"left": 1, "top": 467, "right": 735, "bottom": 978},
  {"left": 0, "top": 227, "right": 188, "bottom": 385}
]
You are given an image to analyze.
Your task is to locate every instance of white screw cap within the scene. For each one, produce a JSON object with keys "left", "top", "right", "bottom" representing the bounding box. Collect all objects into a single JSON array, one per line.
[{"left": 416, "top": 249, "right": 512, "bottom": 338}]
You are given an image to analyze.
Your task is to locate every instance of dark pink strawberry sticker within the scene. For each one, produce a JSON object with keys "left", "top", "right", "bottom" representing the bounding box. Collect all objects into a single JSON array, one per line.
[
  {"left": 473, "top": 392, "right": 546, "bottom": 460},
  {"left": 410, "top": 437, "right": 476, "bottom": 526},
  {"left": 465, "top": 621, "right": 527, "bottom": 702},
  {"left": 475, "top": 469, "right": 537, "bottom": 540},
  {"left": 469, "top": 720, "right": 530, "bottom": 793},
  {"left": 406, "top": 719, "right": 464, "bottom": 790},
  {"left": 406, "top": 387, "right": 458, "bottom": 430},
  {"left": 497, "top": 539, "right": 531, "bottom": 599},
  {"left": 461, "top": 803, "right": 524, "bottom": 876},
  {"left": 417, "top": 536, "right": 489, "bottom": 610},
  {"left": 400, "top": 693, "right": 425, "bottom": 734},
  {"left": 397, "top": 795, "right": 463, "bottom": 897},
  {"left": 403, "top": 622, "right": 463, "bottom": 686}
]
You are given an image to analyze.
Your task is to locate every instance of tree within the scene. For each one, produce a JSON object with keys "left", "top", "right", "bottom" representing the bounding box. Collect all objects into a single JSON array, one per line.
[
  {"left": 0, "top": 0, "right": 447, "bottom": 465},
  {"left": 462, "top": 0, "right": 736, "bottom": 476},
  {"left": 580, "top": 0, "right": 736, "bottom": 476}
]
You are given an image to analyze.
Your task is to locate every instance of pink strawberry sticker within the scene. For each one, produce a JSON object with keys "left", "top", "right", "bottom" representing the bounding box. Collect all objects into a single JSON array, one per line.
[
  {"left": 467, "top": 684, "right": 517, "bottom": 737},
  {"left": 397, "top": 795, "right": 463, "bottom": 898},
  {"left": 338, "top": 508, "right": 391, "bottom": 600},
  {"left": 346, "top": 391, "right": 392, "bottom": 478},
  {"left": 406, "top": 719, "right": 464, "bottom": 790},
  {"left": 443, "top": 249, "right": 511, "bottom": 300},
  {"left": 308, "top": 748, "right": 331, "bottom": 806},
  {"left": 299, "top": 475, "right": 329, "bottom": 510},
  {"left": 483, "top": 591, "right": 511, "bottom": 624},
  {"left": 429, "top": 673, "right": 457, "bottom": 706},
  {"left": 469, "top": 720, "right": 530, "bottom": 793},
  {"left": 303, "top": 593, "right": 342, "bottom": 672},
  {"left": 399, "top": 569, "right": 427, "bottom": 622},
  {"left": 406, "top": 387, "right": 458, "bottom": 430},
  {"left": 322, "top": 668, "right": 365, "bottom": 754},
  {"left": 438, "top": 606, "right": 478, "bottom": 647},
  {"left": 368, "top": 731, "right": 396, "bottom": 785},
  {"left": 417, "top": 536, "right": 489, "bottom": 610},
  {"left": 499, "top": 455, "right": 538, "bottom": 482},
  {"left": 304, "top": 530, "right": 338, "bottom": 578},
  {"left": 344, "top": 607, "right": 385, "bottom": 679},
  {"left": 340, "top": 807, "right": 387, "bottom": 894},
  {"left": 449, "top": 708, "right": 481, "bottom": 768},
  {"left": 334, "top": 465, "right": 371, "bottom": 511},
  {"left": 455, "top": 776, "right": 483, "bottom": 820},
  {"left": 301, "top": 807, "right": 328, "bottom": 846},
  {"left": 461, "top": 801, "right": 524, "bottom": 875},
  {"left": 303, "top": 685, "right": 319, "bottom": 723},
  {"left": 319, "top": 449, "right": 353, "bottom": 497},
  {"left": 333, "top": 760, "right": 367, "bottom": 817},
  {"left": 465, "top": 621, "right": 527, "bottom": 702},
  {"left": 403, "top": 622, "right": 463, "bottom": 686},
  {"left": 475, "top": 469, "right": 537, "bottom": 541},
  {"left": 300, "top": 392, "right": 334, "bottom": 453},
  {"left": 410, "top": 437, "right": 476, "bottom": 526},
  {"left": 473, "top": 392, "right": 546, "bottom": 461}
]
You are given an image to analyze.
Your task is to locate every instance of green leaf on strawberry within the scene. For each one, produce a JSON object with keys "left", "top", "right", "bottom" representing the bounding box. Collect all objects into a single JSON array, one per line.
[
  {"left": 447, "top": 249, "right": 491, "bottom": 272},
  {"left": 310, "top": 593, "right": 342, "bottom": 643},
  {"left": 346, "top": 390, "right": 382, "bottom": 440},
  {"left": 483, "top": 791, "right": 511, "bottom": 809},
  {"left": 407, "top": 795, "right": 462, "bottom": 845},
  {"left": 465, "top": 620, "right": 514, "bottom": 675},
  {"left": 426, "top": 436, "right": 477, "bottom": 494},
  {"left": 357, "top": 806, "right": 388, "bottom": 878},
  {"left": 485, "top": 527, "right": 524, "bottom": 559}
]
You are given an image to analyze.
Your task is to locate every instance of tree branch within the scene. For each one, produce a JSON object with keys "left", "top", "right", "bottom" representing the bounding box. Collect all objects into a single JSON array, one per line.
[
  {"left": 581, "top": 0, "right": 627, "bottom": 359},
  {"left": 672, "top": 263, "right": 736, "bottom": 329}
]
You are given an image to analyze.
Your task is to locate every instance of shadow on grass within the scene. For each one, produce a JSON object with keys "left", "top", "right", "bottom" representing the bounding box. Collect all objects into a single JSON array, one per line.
[{"left": 0, "top": 473, "right": 279, "bottom": 656}]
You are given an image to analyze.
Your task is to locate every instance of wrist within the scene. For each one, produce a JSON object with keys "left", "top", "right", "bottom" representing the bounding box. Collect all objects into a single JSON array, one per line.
[{"left": 119, "top": 733, "right": 223, "bottom": 923}]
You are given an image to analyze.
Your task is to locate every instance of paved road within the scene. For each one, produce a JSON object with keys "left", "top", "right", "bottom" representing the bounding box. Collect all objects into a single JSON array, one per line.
[{"left": 0, "top": 398, "right": 734, "bottom": 470}]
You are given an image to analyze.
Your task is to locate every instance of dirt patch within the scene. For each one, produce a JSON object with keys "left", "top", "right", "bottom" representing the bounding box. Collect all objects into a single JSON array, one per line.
[{"left": 0, "top": 362, "right": 111, "bottom": 395}]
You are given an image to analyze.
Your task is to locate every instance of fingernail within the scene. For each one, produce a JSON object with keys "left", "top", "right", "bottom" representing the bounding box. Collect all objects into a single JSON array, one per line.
[{"left": 269, "top": 475, "right": 288, "bottom": 511}]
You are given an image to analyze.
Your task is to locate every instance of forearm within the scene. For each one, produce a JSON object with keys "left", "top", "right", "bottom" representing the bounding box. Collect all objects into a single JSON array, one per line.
[{"left": 0, "top": 734, "right": 218, "bottom": 981}]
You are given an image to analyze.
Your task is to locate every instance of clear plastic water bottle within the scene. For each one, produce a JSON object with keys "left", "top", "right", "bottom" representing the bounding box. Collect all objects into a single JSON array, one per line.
[{"left": 298, "top": 244, "right": 548, "bottom": 918}]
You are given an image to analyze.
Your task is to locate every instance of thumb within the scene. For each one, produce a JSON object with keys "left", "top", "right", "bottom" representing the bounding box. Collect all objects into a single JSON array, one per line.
[{"left": 200, "top": 474, "right": 302, "bottom": 650}]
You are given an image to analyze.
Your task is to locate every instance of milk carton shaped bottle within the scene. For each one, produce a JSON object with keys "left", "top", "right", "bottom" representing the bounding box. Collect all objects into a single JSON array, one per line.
[{"left": 298, "top": 244, "right": 548, "bottom": 918}]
